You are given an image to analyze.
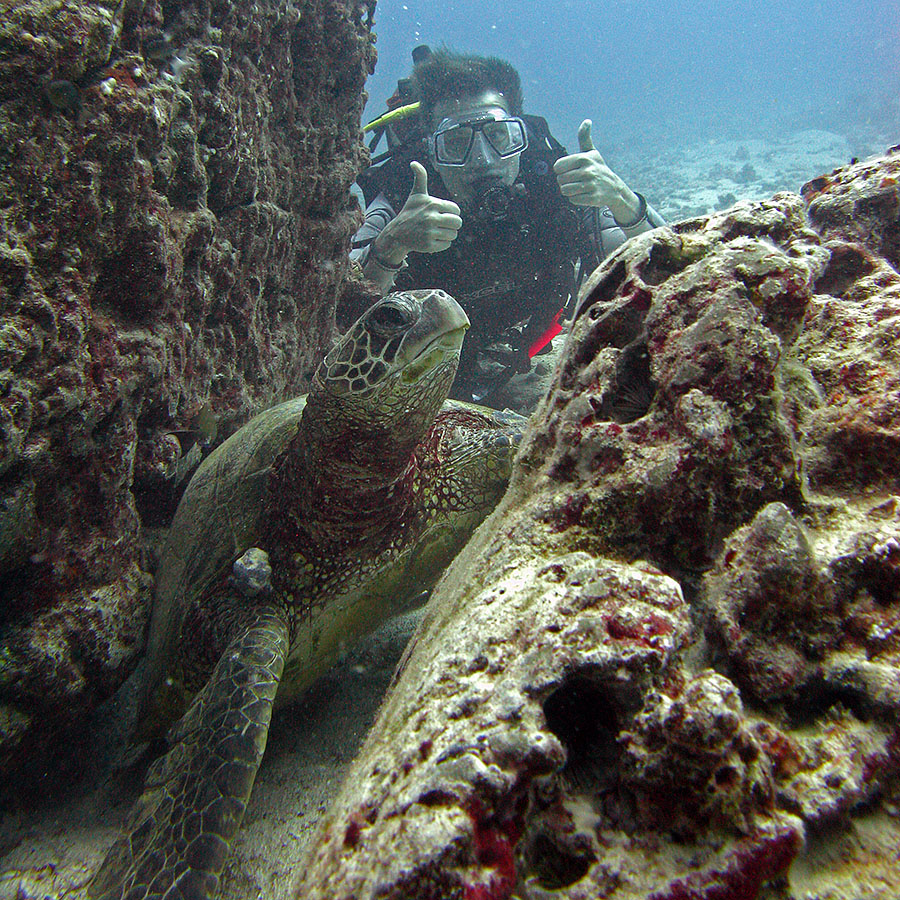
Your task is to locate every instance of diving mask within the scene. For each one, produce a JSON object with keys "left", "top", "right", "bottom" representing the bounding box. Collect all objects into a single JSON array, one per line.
[{"left": 431, "top": 110, "right": 528, "bottom": 167}]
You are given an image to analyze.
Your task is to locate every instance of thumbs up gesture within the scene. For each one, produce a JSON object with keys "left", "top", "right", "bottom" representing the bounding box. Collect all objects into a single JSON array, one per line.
[
  {"left": 553, "top": 119, "right": 641, "bottom": 221},
  {"left": 371, "top": 161, "right": 463, "bottom": 264}
]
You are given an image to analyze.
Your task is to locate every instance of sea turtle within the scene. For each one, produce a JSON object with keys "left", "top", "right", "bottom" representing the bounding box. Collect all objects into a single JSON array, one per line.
[{"left": 90, "top": 289, "right": 524, "bottom": 900}]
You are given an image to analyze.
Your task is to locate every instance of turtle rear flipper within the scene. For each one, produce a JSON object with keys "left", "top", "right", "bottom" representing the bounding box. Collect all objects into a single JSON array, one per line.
[{"left": 90, "top": 609, "right": 289, "bottom": 900}]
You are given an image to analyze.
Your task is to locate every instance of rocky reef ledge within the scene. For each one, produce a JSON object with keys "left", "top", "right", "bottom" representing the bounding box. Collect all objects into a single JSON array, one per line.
[
  {"left": 295, "top": 148, "right": 900, "bottom": 900},
  {"left": 0, "top": 0, "right": 376, "bottom": 780}
]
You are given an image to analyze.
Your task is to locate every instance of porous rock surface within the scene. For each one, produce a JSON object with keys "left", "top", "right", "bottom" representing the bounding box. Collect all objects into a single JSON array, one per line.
[
  {"left": 295, "top": 150, "right": 900, "bottom": 899},
  {"left": 0, "top": 0, "right": 376, "bottom": 780}
]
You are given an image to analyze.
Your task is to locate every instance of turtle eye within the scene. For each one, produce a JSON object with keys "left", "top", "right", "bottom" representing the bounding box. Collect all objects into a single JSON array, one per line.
[{"left": 369, "top": 298, "right": 416, "bottom": 337}]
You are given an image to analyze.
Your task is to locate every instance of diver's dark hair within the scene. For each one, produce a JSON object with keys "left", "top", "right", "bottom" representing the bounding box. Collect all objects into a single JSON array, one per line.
[{"left": 409, "top": 48, "right": 524, "bottom": 125}]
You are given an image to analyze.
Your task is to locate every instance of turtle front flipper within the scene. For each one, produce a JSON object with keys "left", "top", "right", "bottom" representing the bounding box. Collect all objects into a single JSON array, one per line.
[{"left": 89, "top": 607, "right": 289, "bottom": 900}]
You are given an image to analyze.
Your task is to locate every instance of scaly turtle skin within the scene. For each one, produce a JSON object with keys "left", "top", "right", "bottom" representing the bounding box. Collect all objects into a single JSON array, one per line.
[{"left": 89, "top": 290, "right": 524, "bottom": 900}]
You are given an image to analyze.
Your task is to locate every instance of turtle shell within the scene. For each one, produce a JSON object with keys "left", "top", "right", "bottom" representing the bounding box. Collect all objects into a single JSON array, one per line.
[{"left": 141, "top": 396, "right": 308, "bottom": 716}]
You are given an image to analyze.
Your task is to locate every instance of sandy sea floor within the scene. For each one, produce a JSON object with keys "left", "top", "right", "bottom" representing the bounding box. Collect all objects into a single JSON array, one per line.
[{"left": 615, "top": 126, "right": 886, "bottom": 222}]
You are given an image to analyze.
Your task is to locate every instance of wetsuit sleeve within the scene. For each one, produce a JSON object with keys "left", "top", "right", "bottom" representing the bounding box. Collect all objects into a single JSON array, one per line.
[
  {"left": 350, "top": 192, "right": 408, "bottom": 294},
  {"left": 350, "top": 192, "right": 398, "bottom": 266},
  {"left": 584, "top": 193, "right": 667, "bottom": 261}
]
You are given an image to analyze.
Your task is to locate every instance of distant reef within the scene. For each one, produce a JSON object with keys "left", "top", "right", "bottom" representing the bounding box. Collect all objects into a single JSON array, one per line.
[
  {"left": 0, "top": 0, "right": 377, "bottom": 782},
  {"left": 296, "top": 148, "right": 900, "bottom": 900}
]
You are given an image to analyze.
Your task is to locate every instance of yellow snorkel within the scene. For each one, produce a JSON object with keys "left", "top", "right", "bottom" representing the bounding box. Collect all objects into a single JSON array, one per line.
[{"left": 363, "top": 102, "right": 421, "bottom": 133}]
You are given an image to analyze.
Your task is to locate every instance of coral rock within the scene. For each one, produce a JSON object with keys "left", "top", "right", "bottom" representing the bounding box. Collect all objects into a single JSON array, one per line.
[
  {"left": 802, "top": 146, "right": 900, "bottom": 269},
  {"left": 0, "top": 0, "right": 376, "bottom": 781},
  {"left": 294, "top": 151, "right": 900, "bottom": 899}
]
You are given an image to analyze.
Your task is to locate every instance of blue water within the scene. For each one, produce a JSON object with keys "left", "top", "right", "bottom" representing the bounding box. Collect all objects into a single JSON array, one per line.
[{"left": 364, "top": 0, "right": 899, "bottom": 155}]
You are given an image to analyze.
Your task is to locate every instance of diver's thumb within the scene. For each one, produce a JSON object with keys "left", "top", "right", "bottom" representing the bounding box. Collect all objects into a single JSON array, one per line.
[
  {"left": 577, "top": 119, "right": 595, "bottom": 153},
  {"left": 408, "top": 160, "right": 429, "bottom": 197}
]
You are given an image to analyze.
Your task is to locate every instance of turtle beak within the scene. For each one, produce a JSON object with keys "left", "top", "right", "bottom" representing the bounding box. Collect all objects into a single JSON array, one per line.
[
  {"left": 400, "top": 323, "right": 468, "bottom": 385},
  {"left": 428, "top": 323, "right": 468, "bottom": 356},
  {"left": 397, "top": 292, "right": 469, "bottom": 385},
  {"left": 417, "top": 297, "right": 469, "bottom": 359},
  {"left": 428, "top": 292, "right": 469, "bottom": 336},
  {"left": 403, "top": 290, "right": 469, "bottom": 358}
]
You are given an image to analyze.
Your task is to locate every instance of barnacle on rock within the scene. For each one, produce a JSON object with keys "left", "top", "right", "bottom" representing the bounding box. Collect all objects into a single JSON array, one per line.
[{"left": 231, "top": 547, "right": 272, "bottom": 598}]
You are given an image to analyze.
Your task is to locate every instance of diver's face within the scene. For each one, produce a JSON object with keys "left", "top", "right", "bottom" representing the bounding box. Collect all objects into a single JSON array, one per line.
[{"left": 429, "top": 90, "right": 522, "bottom": 205}]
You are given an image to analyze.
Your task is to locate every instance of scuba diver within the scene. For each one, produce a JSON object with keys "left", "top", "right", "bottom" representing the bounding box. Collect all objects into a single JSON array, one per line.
[{"left": 352, "top": 47, "right": 666, "bottom": 404}]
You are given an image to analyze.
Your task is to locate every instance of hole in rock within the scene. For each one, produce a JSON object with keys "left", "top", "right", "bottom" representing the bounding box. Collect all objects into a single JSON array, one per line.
[
  {"left": 713, "top": 765, "right": 740, "bottom": 789},
  {"left": 832, "top": 552, "right": 900, "bottom": 608},
  {"left": 600, "top": 339, "right": 656, "bottom": 423},
  {"left": 856, "top": 564, "right": 900, "bottom": 608},
  {"left": 0, "top": 560, "right": 52, "bottom": 626},
  {"left": 640, "top": 240, "right": 687, "bottom": 286},
  {"left": 784, "top": 673, "right": 875, "bottom": 726},
  {"left": 543, "top": 677, "right": 621, "bottom": 789},
  {"left": 574, "top": 259, "right": 627, "bottom": 324},
  {"left": 814, "top": 244, "right": 875, "bottom": 299},
  {"left": 526, "top": 832, "right": 595, "bottom": 890},
  {"left": 565, "top": 268, "right": 653, "bottom": 391}
]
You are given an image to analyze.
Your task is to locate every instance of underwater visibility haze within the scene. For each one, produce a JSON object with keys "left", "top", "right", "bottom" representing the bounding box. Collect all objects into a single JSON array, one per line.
[
  {"left": 0, "top": 0, "right": 899, "bottom": 898},
  {"left": 366, "top": 0, "right": 899, "bottom": 217}
]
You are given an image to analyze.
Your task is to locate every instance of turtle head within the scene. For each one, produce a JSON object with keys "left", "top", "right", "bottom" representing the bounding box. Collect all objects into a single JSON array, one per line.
[{"left": 314, "top": 290, "right": 469, "bottom": 426}]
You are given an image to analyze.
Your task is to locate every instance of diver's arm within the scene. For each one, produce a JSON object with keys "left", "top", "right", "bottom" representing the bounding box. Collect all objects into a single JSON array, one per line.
[
  {"left": 555, "top": 119, "right": 665, "bottom": 258},
  {"left": 584, "top": 198, "right": 667, "bottom": 261},
  {"left": 361, "top": 245, "right": 406, "bottom": 294},
  {"left": 362, "top": 252, "right": 405, "bottom": 294},
  {"left": 351, "top": 163, "right": 462, "bottom": 294},
  {"left": 351, "top": 194, "right": 407, "bottom": 294},
  {"left": 613, "top": 191, "right": 665, "bottom": 230}
]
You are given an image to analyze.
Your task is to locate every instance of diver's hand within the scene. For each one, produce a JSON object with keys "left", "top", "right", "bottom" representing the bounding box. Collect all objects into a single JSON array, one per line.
[
  {"left": 553, "top": 120, "right": 642, "bottom": 223},
  {"left": 373, "top": 161, "right": 463, "bottom": 262}
]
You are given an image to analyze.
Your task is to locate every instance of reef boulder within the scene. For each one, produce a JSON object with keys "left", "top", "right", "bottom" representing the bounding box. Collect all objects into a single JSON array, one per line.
[{"left": 294, "top": 149, "right": 900, "bottom": 899}]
